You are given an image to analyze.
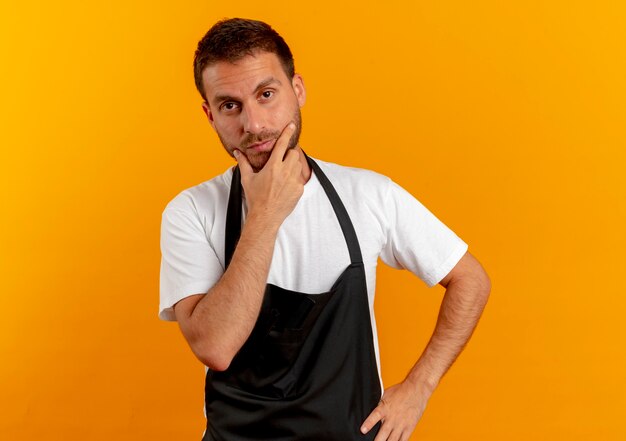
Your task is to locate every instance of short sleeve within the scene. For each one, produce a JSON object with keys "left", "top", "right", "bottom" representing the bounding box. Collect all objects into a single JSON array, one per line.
[
  {"left": 159, "top": 207, "right": 224, "bottom": 321},
  {"left": 379, "top": 181, "right": 468, "bottom": 287}
]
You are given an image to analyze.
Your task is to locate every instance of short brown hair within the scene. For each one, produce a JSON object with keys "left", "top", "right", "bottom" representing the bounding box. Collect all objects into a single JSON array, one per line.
[{"left": 193, "top": 18, "right": 295, "bottom": 102}]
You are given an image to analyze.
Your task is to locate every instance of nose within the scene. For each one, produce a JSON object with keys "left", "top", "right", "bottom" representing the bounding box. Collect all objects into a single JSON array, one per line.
[{"left": 241, "top": 102, "right": 266, "bottom": 135}]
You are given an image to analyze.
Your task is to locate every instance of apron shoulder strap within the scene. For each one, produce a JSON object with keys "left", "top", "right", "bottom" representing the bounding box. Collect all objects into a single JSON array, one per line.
[
  {"left": 225, "top": 165, "right": 241, "bottom": 269},
  {"left": 225, "top": 154, "right": 363, "bottom": 267},
  {"left": 305, "top": 154, "right": 363, "bottom": 265}
]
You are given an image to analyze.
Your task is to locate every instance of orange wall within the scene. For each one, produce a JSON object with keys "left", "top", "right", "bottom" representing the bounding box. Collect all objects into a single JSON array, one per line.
[{"left": 1, "top": 1, "right": 625, "bottom": 439}]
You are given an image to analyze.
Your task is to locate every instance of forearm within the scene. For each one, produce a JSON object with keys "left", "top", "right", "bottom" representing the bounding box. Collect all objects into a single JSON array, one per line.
[
  {"left": 182, "top": 211, "right": 281, "bottom": 370},
  {"left": 173, "top": 125, "right": 305, "bottom": 370},
  {"left": 359, "top": 266, "right": 491, "bottom": 437},
  {"left": 405, "top": 273, "right": 491, "bottom": 396}
]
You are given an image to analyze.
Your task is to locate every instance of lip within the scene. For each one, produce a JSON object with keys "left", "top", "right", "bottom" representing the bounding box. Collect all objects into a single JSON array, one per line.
[{"left": 247, "top": 139, "right": 275, "bottom": 153}]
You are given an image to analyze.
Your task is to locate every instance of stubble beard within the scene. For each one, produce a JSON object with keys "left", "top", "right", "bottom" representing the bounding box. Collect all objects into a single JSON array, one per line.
[{"left": 218, "top": 109, "right": 303, "bottom": 173}]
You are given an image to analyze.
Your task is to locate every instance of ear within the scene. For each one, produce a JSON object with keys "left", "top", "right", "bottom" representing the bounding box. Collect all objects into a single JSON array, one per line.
[
  {"left": 292, "top": 74, "right": 306, "bottom": 108},
  {"left": 201, "top": 101, "right": 216, "bottom": 129}
]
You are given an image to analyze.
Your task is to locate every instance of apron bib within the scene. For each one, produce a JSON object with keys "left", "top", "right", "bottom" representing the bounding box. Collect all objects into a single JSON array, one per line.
[{"left": 203, "top": 155, "right": 382, "bottom": 440}]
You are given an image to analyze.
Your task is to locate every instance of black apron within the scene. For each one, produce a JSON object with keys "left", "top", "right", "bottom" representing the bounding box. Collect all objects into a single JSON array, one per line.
[{"left": 202, "top": 155, "right": 382, "bottom": 441}]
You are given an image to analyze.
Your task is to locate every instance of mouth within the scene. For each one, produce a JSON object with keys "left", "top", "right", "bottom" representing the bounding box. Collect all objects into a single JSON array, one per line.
[{"left": 247, "top": 139, "right": 275, "bottom": 153}]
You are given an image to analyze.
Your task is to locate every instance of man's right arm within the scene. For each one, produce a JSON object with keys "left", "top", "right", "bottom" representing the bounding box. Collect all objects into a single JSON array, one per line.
[{"left": 172, "top": 123, "right": 303, "bottom": 371}]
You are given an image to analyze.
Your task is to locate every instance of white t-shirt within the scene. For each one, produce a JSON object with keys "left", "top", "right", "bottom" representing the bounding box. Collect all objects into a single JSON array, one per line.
[{"left": 159, "top": 158, "right": 468, "bottom": 373}]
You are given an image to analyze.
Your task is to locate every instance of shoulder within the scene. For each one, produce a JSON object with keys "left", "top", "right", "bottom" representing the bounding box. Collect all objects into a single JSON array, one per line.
[
  {"left": 309, "top": 158, "right": 397, "bottom": 236},
  {"left": 311, "top": 158, "right": 392, "bottom": 198},
  {"left": 163, "top": 167, "right": 234, "bottom": 217}
]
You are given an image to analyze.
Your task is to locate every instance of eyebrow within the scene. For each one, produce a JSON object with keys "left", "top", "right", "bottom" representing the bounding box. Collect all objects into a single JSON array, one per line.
[{"left": 212, "top": 77, "right": 282, "bottom": 106}]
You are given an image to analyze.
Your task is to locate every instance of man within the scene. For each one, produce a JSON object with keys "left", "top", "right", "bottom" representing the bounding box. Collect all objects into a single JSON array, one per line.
[{"left": 160, "top": 18, "right": 491, "bottom": 441}]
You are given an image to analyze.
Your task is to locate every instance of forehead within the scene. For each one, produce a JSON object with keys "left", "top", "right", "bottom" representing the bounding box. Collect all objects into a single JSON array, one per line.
[{"left": 202, "top": 52, "right": 288, "bottom": 101}]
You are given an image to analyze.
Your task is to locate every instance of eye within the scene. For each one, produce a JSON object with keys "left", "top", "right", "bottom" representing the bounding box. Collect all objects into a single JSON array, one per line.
[
  {"left": 260, "top": 90, "right": 274, "bottom": 100},
  {"left": 221, "top": 102, "right": 239, "bottom": 112}
]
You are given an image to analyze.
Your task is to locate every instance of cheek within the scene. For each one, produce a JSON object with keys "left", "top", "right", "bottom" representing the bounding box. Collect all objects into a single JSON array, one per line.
[
  {"left": 214, "top": 118, "right": 239, "bottom": 136},
  {"left": 270, "top": 102, "right": 294, "bottom": 126}
]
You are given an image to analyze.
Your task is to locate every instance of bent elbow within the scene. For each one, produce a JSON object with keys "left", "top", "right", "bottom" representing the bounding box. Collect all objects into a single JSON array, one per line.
[
  {"left": 199, "top": 356, "right": 231, "bottom": 372},
  {"left": 194, "top": 346, "right": 234, "bottom": 372}
]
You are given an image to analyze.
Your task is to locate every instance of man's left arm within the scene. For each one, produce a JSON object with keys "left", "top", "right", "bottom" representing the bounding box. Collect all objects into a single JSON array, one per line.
[{"left": 361, "top": 251, "right": 491, "bottom": 441}]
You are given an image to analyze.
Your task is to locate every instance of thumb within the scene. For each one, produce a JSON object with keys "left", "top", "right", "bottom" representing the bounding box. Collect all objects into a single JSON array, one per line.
[{"left": 233, "top": 150, "right": 253, "bottom": 176}]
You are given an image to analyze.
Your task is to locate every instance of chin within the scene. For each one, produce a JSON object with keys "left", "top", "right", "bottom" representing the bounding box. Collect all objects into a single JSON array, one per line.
[{"left": 247, "top": 151, "right": 272, "bottom": 172}]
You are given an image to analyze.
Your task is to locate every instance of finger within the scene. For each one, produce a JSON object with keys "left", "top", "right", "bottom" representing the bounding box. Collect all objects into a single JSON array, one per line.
[
  {"left": 268, "top": 122, "right": 296, "bottom": 165},
  {"left": 361, "top": 405, "right": 384, "bottom": 434},
  {"left": 233, "top": 149, "right": 253, "bottom": 177},
  {"left": 387, "top": 427, "right": 402, "bottom": 441},
  {"left": 283, "top": 147, "right": 301, "bottom": 171},
  {"left": 373, "top": 422, "right": 392, "bottom": 441}
]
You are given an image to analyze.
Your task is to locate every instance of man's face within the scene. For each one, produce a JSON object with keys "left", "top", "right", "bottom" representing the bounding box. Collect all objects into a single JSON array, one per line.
[{"left": 201, "top": 51, "right": 306, "bottom": 172}]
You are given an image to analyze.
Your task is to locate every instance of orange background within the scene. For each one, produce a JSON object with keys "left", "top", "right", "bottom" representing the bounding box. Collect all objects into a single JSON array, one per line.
[{"left": 1, "top": 1, "right": 625, "bottom": 439}]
